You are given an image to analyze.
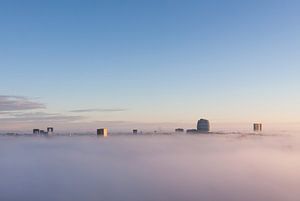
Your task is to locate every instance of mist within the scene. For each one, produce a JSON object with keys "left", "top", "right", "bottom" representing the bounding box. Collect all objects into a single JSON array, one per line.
[{"left": 1, "top": 133, "right": 300, "bottom": 201}]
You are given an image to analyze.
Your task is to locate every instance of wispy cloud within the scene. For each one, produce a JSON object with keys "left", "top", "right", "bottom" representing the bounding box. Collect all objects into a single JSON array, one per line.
[
  {"left": 0, "top": 95, "right": 45, "bottom": 111},
  {"left": 0, "top": 96, "right": 83, "bottom": 130},
  {"left": 70, "top": 108, "right": 127, "bottom": 113},
  {"left": 0, "top": 111, "right": 83, "bottom": 132},
  {"left": 0, "top": 112, "right": 82, "bottom": 123}
]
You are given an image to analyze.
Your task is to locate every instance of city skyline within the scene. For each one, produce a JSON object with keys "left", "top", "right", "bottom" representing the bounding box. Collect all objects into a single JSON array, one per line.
[{"left": 1, "top": 1, "right": 300, "bottom": 132}]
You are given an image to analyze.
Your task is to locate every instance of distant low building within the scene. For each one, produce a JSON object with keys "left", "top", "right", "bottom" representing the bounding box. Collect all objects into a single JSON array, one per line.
[
  {"left": 175, "top": 128, "right": 184, "bottom": 132},
  {"left": 33, "top": 127, "right": 54, "bottom": 135},
  {"left": 97, "top": 128, "right": 108, "bottom": 137},
  {"left": 197, "top": 119, "right": 210, "bottom": 133},
  {"left": 47, "top": 127, "right": 54, "bottom": 133},
  {"left": 253, "top": 123, "right": 262, "bottom": 132},
  {"left": 133, "top": 129, "right": 138, "bottom": 134},
  {"left": 186, "top": 129, "right": 198, "bottom": 134}
]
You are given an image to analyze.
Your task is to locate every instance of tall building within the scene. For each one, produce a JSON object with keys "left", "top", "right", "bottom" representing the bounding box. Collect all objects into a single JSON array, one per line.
[
  {"left": 197, "top": 119, "right": 210, "bottom": 133},
  {"left": 97, "top": 128, "right": 108, "bottom": 137},
  {"left": 253, "top": 123, "right": 262, "bottom": 132}
]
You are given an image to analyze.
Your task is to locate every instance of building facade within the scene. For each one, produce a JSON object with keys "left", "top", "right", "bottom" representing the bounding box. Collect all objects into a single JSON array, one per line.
[
  {"left": 253, "top": 123, "right": 262, "bottom": 132},
  {"left": 97, "top": 128, "right": 108, "bottom": 137},
  {"left": 197, "top": 119, "right": 210, "bottom": 133}
]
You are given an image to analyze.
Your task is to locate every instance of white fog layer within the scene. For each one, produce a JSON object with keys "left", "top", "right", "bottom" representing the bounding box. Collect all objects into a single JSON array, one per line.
[{"left": 0, "top": 133, "right": 299, "bottom": 201}]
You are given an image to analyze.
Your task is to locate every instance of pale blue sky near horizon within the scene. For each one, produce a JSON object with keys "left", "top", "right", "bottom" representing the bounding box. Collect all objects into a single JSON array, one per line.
[{"left": 0, "top": 0, "right": 300, "bottom": 131}]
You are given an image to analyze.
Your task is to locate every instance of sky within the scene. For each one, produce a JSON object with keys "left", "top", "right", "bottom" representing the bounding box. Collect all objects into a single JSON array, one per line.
[{"left": 0, "top": 0, "right": 300, "bottom": 132}]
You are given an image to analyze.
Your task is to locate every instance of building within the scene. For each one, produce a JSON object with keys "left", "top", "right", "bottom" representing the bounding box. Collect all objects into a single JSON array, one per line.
[
  {"left": 175, "top": 128, "right": 184, "bottom": 132},
  {"left": 186, "top": 129, "right": 198, "bottom": 134},
  {"left": 133, "top": 129, "right": 138, "bottom": 134},
  {"left": 33, "top": 127, "right": 55, "bottom": 135},
  {"left": 197, "top": 119, "right": 210, "bottom": 133},
  {"left": 253, "top": 123, "right": 262, "bottom": 132},
  {"left": 97, "top": 128, "right": 108, "bottom": 137},
  {"left": 47, "top": 127, "right": 54, "bottom": 133}
]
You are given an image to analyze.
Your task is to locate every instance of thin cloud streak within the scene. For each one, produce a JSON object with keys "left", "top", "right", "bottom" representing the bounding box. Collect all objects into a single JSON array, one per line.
[
  {"left": 70, "top": 108, "right": 127, "bottom": 113},
  {"left": 0, "top": 95, "right": 45, "bottom": 111},
  {"left": 0, "top": 112, "right": 82, "bottom": 123}
]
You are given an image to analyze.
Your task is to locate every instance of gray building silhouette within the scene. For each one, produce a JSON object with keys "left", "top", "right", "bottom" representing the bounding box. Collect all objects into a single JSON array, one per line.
[
  {"left": 175, "top": 128, "right": 184, "bottom": 132},
  {"left": 186, "top": 129, "right": 198, "bottom": 134},
  {"left": 197, "top": 119, "right": 210, "bottom": 133},
  {"left": 47, "top": 127, "right": 54, "bottom": 133}
]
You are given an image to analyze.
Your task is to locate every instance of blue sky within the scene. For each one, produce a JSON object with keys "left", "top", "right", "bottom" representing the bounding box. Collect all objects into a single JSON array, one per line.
[{"left": 0, "top": 0, "right": 300, "bottom": 132}]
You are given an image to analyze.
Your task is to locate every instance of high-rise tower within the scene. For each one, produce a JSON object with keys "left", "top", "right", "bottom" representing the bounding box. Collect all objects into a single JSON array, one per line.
[{"left": 197, "top": 119, "right": 210, "bottom": 133}]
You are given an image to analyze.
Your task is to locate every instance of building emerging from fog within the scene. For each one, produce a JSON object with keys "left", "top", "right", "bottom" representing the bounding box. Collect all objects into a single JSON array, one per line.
[
  {"left": 33, "top": 127, "right": 54, "bottom": 135},
  {"left": 175, "top": 128, "right": 184, "bottom": 132},
  {"left": 186, "top": 129, "right": 198, "bottom": 134},
  {"left": 197, "top": 119, "right": 210, "bottom": 133},
  {"left": 186, "top": 119, "right": 210, "bottom": 134},
  {"left": 97, "top": 128, "right": 108, "bottom": 137},
  {"left": 47, "top": 127, "right": 54, "bottom": 134},
  {"left": 253, "top": 123, "right": 262, "bottom": 132}
]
